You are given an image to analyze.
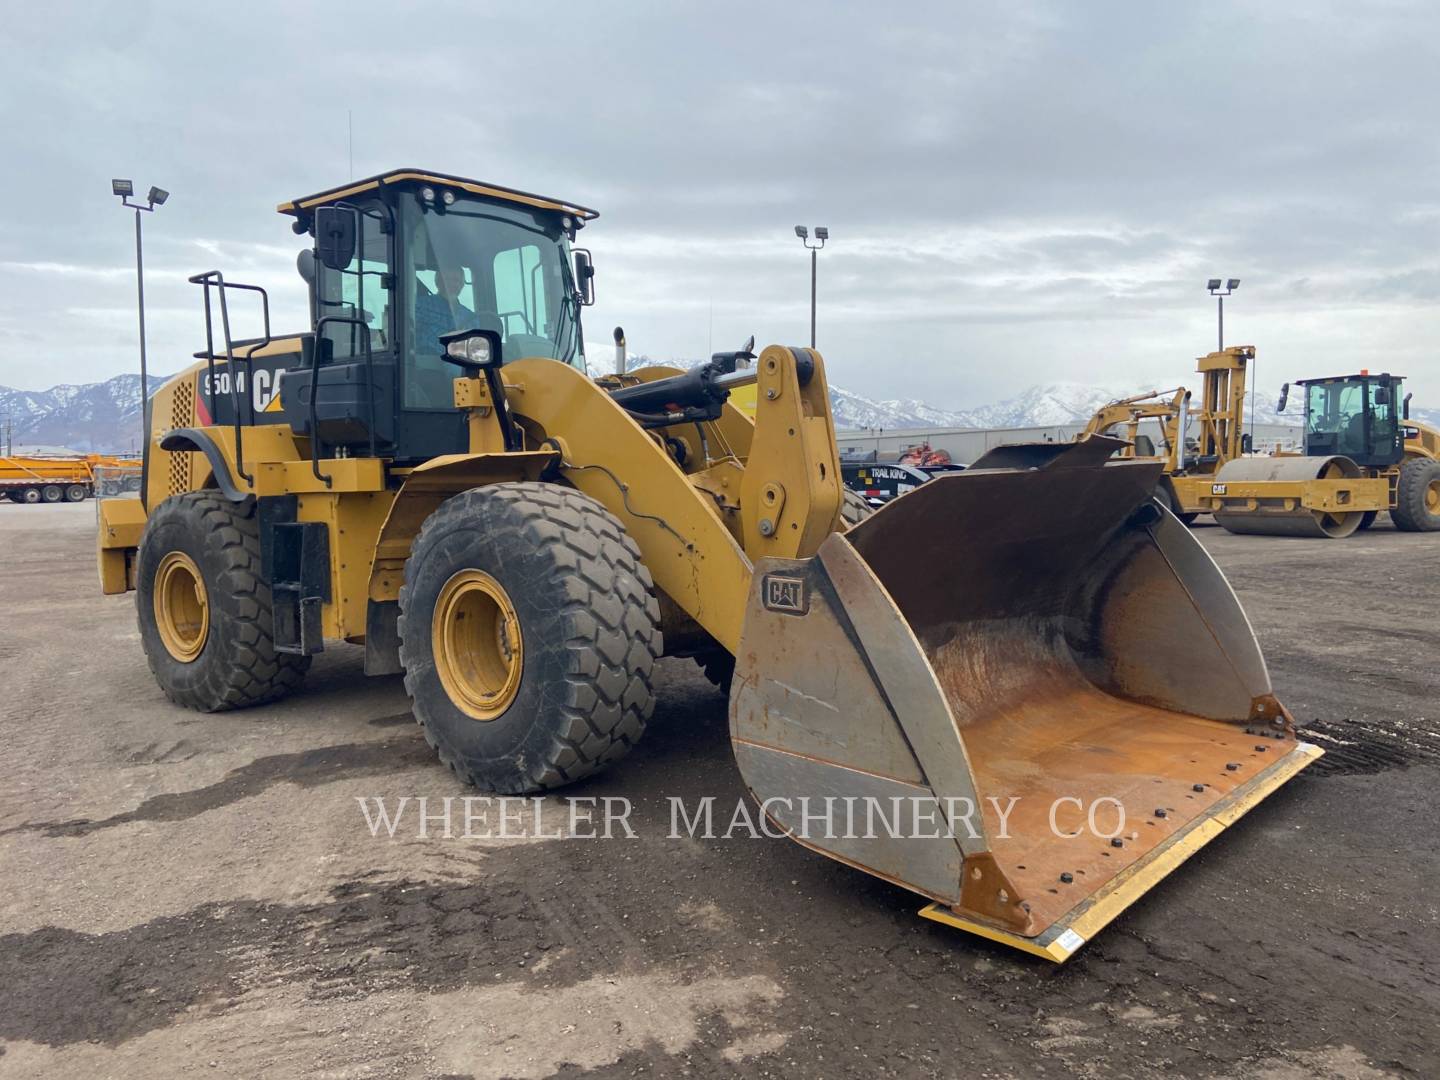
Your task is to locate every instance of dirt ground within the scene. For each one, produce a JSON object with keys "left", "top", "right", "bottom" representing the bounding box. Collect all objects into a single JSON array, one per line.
[{"left": 1, "top": 501, "right": 1437, "bottom": 1079}]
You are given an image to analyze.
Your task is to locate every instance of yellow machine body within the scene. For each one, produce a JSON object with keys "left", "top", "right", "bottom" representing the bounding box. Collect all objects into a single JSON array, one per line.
[{"left": 97, "top": 169, "right": 1321, "bottom": 961}]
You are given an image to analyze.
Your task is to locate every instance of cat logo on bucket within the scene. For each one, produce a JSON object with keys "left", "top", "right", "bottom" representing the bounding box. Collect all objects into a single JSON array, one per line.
[{"left": 761, "top": 574, "right": 808, "bottom": 616}]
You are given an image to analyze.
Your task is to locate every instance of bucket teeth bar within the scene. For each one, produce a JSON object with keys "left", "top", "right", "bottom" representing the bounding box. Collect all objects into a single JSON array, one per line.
[{"left": 729, "top": 440, "right": 1321, "bottom": 960}]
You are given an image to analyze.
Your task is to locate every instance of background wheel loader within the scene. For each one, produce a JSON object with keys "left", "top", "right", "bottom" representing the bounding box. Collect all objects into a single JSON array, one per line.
[{"left": 96, "top": 169, "right": 1320, "bottom": 961}]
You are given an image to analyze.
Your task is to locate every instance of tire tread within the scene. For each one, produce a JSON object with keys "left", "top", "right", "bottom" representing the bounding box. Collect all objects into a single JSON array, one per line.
[
  {"left": 139, "top": 493, "right": 310, "bottom": 711},
  {"left": 399, "top": 482, "right": 661, "bottom": 793}
]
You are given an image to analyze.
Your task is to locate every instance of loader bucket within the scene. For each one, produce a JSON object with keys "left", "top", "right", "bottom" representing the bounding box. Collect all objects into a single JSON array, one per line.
[{"left": 729, "top": 438, "right": 1321, "bottom": 961}]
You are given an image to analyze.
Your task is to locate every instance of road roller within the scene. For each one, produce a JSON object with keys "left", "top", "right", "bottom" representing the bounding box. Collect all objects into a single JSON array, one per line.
[{"left": 1209, "top": 371, "right": 1440, "bottom": 537}]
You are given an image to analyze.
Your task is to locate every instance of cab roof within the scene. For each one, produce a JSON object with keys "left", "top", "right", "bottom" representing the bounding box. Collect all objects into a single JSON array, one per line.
[
  {"left": 1296, "top": 372, "right": 1403, "bottom": 385},
  {"left": 276, "top": 169, "right": 599, "bottom": 221}
]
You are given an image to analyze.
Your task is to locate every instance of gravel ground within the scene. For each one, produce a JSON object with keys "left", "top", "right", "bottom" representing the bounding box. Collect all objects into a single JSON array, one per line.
[{"left": 0, "top": 501, "right": 1436, "bottom": 1079}]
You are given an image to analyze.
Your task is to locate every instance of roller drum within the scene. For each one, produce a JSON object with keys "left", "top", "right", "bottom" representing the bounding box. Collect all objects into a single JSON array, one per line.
[{"left": 1212, "top": 455, "right": 1364, "bottom": 538}]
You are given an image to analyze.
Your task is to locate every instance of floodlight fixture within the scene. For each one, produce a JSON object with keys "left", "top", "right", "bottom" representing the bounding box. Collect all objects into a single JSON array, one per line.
[
  {"left": 795, "top": 225, "right": 831, "bottom": 347},
  {"left": 112, "top": 176, "right": 169, "bottom": 468}
]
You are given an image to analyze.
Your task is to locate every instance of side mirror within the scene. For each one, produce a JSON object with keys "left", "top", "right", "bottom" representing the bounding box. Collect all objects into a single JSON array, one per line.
[
  {"left": 1277, "top": 383, "right": 1289, "bottom": 413},
  {"left": 296, "top": 248, "right": 317, "bottom": 285},
  {"left": 1404, "top": 391, "right": 1413, "bottom": 420},
  {"left": 315, "top": 206, "right": 357, "bottom": 270},
  {"left": 573, "top": 248, "right": 595, "bottom": 306},
  {"left": 440, "top": 328, "right": 502, "bottom": 371},
  {"left": 1375, "top": 386, "right": 1391, "bottom": 406}
]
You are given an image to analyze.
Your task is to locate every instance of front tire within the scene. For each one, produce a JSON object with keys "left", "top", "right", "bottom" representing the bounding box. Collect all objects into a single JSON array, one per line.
[
  {"left": 136, "top": 493, "right": 310, "bottom": 711},
  {"left": 1391, "top": 458, "right": 1440, "bottom": 532},
  {"left": 399, "top": 483, "right": 662, "bottom": 794}
]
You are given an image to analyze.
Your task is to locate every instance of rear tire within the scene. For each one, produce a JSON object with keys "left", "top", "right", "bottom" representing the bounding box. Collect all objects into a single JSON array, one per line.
[
  {"left": 65, "top": 484, "right": 87, "bottom": 502},
  {"left": 40, "top": 485, "right": 62, "bottom": 503},
  {"left": 399, "top": 482, "right": 662, "bottom": 794},
  {"left": 1357, "top": 509, "right": 1378, "bottom": 531},
  {"left": 18, "top": 488, "right": 40, "bottom": 504},
  {"left": 1392, "top": 458, "right": 1440, "bottom": 531},
  {"left": 136, "top": 493, "right": 310, "bottom": 711}
]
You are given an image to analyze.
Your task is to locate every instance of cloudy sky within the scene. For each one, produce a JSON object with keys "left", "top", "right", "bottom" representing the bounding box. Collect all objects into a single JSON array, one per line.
[{"left": 2, "top": 1, "right": 1438, "bottom": 407}]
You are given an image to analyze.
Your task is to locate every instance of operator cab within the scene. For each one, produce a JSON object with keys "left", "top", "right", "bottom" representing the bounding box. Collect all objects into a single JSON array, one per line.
[
  {"left": 278, "top": 169, "right": 598, "bottom": 463},
  {"left": 1292, "top": 372, "right": 1406, "bottom": 469}
]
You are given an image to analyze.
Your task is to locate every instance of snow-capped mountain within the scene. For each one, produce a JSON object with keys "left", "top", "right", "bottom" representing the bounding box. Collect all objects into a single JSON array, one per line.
[
  {"left": 833, "top": 380, "right": 1440, "bottom": 431},
  {"left": 5, "top": 368, "right": 1436, "bottom": 454},
  {"left": 828, "top": 388, "right": 971, "bottom": 429},
  {"left": 0, "top": 373, "right": 169, "bottom": 454}
]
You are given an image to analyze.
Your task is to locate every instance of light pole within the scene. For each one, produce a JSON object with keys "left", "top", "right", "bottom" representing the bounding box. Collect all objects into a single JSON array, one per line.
[
  {"left": 1206, "top": 277, "right": 1239, "bottom": 352},
  {"left": 112, "top": 180, "right": 167, "bottom": 473},
  {"left": 794, "top": 225, "right": 828, "bottom": 349},
  {"left": 1207, "top": 277, "right": 1248, "bottom": 443}
]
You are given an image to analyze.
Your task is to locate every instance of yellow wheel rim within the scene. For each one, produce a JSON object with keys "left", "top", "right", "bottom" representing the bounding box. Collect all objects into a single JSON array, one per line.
[
  {"left": 1426, "top": 477, "right": 1440, "bottom": 513},
  {"left": 432, "top": 569, "right": 524, "bottom": 721},
  {"left": 154, "top": 551, "right": 209, "bottom": 663}
]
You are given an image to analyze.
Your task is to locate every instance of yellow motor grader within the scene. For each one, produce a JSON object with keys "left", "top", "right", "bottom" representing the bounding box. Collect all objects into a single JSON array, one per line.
[{"left": 97, "top": 169, "right": 1320, "bottom": 961}]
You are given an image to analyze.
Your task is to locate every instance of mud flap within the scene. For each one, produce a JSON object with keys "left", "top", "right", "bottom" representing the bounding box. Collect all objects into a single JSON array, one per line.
[{"left": 729, "top": 442, "right": 1321, "bottom": 960}]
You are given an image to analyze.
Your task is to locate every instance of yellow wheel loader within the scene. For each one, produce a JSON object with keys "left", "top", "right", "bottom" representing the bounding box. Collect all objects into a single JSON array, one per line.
[{"left": 97, "top": 169, "right": 1320, "bottom": 961}]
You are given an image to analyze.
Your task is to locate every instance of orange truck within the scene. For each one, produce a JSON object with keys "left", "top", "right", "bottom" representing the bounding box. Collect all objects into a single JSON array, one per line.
[{"left": 0, "top": 454, "right": 139, "bottom": 504}]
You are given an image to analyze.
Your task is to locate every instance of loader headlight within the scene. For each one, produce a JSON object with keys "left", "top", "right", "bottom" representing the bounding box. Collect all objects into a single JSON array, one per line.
[{"left": 440, "top": 328, "right": 502, "bottom": 370}]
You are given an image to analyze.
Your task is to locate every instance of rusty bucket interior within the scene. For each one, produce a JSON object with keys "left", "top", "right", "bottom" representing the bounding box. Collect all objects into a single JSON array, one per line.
[{"left": 730, "top": 439, "right": 1321, "bottom": 961}]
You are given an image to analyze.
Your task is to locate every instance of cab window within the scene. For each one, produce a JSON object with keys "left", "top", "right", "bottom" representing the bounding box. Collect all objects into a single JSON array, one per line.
[
  {"left": 1308, "top": 381, "right": 1366, "bottom": 458},
  {"left": 493, "top": 244, "right": 548, "bottom": 341},
  {"left": 401, "top": 198, "right": 584, "bottom": 410},
  {"left": 318, "top": 205, "right": 391, "bottom": 360}
]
